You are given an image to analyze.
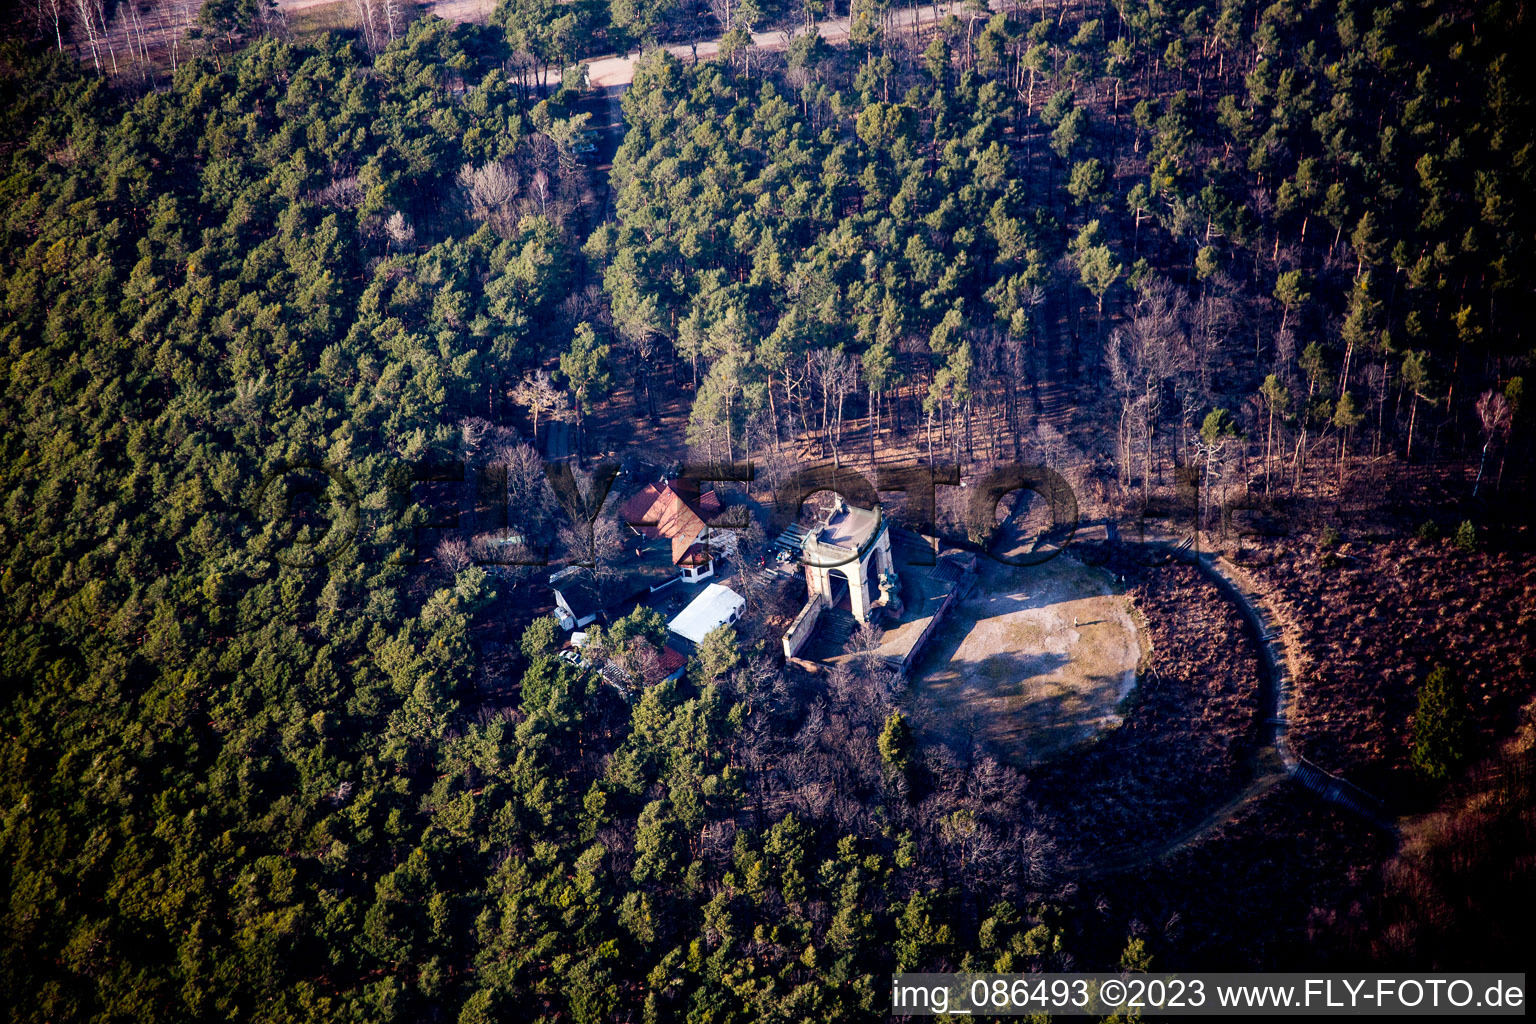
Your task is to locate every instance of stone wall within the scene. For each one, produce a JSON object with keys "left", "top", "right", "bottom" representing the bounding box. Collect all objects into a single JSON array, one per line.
[{"left": 781, "top": 596, "right": 825, "bottom": 659}]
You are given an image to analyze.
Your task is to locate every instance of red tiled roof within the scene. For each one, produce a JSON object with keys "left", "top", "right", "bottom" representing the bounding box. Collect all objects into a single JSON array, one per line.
[
  {"left": 620, "top": 483, "right": 667, "bottom": 538},
  {"left": 657, "top": 492, "right": 707, "bottom": 563},
  {"left": 621, "top": 481, "right": 709, "bottom": 564},
  {"left": 658, "top": 644, "right": 688, "bottom": 674},
  {"left": 678, "top": 542, "right": 711, "bottom": 566}
]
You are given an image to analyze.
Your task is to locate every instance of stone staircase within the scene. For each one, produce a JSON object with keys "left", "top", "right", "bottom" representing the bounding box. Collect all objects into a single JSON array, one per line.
[
  {"left": 772, "top": 523, "right": 808, "bottom": 554},
  {"left": 769, "top": 523, "right": 810, "bottom": 575},
  {"left": 1291, "top": 759, "right": 1392, "bottom": 828},
  {"left": 928, "top": 559, "right": 962, "bottom": 586},
  {"left": 804, "top": 606, "right": 859, "bottom": 661}
]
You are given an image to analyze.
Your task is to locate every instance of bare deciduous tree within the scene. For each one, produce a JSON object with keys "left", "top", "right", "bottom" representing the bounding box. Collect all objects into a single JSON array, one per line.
[
  {"left": 349, "top": 0, "right": 408, "bottom": 53},
  {"left": 1107, "top": 278, "right": 1190, "bottom": 500},
  {"left": 458, "top": 160, "right": 521, "bottom": 234},
  {"left": 809, "top": 347, "right": 858, "bottom": 465},
  {"left": 492, "top": 438, "right": 556, "bottom": 530},
  {"left": 511, "top": 370, "right": 560, "bottom": 443},
  {"left": 384, "top": 210, "right": 415, "bottom": 250},
  {"left": 71, "top": 0, "right": 102, "bottom": 71},
  {"left": 458, "top": 416, "right": 491, "bottom": 456},
  {"left": 558, "top": 504, "right": 626, "bottom": 579},
  {"left": 313, "top": 175, "right": 363, "bottom": 210},
  {"left": 1473, "top": 389, "right": 1513, "bottom": 498},
  {"left": 29, "top": 0, "right": 66, "bottom": 51},
  {"left": 435, "top": 535, "right": 473, "bottom": 575}
]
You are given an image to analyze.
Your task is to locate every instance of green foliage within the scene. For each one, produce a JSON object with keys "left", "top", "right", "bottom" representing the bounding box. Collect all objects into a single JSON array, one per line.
[
  {"left": 1067, "top": 157, "right": 1108, "bottom": 208},
  {"left": 1119, "top": 936, "right": 1153, "bottom": 972},
  {"left": 199, "top": 0, "right": 276, "bottom": 39},
  {"left": 1504, "top": 376, "right": 1523, "bottom": 417},
  {"left": 1454, "top": 519, "right": 1478, "bottom": 552},
  {"left": 559, "top": 321, "right": 613, "bottom": 419},
  {"left": 1300, "top": 342, "right": 1331, "bottom": 397},
  {"left": 1040, "top": 88, "right": 1074, "bottom": 127},
  {"left": 1332, "top": 390, "right": 1365, "bottom": 433},
  {"left": 1200, "top": 408, "right": 1239, "bottom": 445},
  {"left": 0, "top": 31, "right": 598, "bottom": 1024},
  {"left": 692, "top": 624, "right": 740, "bottom": 684},
  {"left": 877, "top": 710, "right": 913, "bottom": 773},
  {"left": 610, "top": 605, "right": 667, "bottom": 649},
  {"left": 1412, "top": 666, "right": 1472, "bottom": 782},
  {"left": 1195, "top": 244, "right": 1220, "bottom": 280},
  {"left": 522, "top": 614, "right": 563, "bottom": 660},
  {"left": 1050, "top": 106, "right": 1089, "bottom": 160},
  {"left": 4, "top": 0, "right": 1536, "bottom": 1010},
  {"left": 607, "top": 0, "right": 672, "bottom": 50},
  {"left": 1273, "top": 268, "right": 1310, "bottom": 311},
  {"left": 1261, "top": 374, "right": 1291, "bottom": 415}
]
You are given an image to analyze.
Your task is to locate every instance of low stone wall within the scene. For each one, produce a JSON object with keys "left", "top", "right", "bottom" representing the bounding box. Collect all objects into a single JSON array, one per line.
[
  {"left": 908, "top": 554, "right": 977, "bottom": 667},
  {"left": 781, "top": 596, "right": 825, "bottom": 659},
  {"left": 898, "top": 586, "right": 957, "bottom": 673}
]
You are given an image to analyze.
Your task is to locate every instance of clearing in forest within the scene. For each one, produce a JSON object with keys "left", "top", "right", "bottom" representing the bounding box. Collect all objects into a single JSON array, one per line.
[{"left": 911, "top": 553, "right": 1143, "bottom": 766}]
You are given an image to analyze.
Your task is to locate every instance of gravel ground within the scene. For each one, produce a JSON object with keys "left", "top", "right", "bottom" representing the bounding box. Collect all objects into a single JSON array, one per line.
[{"left": 909, "top": 552, "right": 1143, "bottom": 765}]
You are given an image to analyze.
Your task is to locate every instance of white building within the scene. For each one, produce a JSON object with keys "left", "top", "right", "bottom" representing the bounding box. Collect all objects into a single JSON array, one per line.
[{"left": 667, "top": 583, "right": 745, "bottom": 645}]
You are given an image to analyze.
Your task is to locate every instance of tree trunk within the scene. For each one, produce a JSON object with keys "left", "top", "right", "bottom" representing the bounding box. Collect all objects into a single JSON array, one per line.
[
  {"left": 1406, "top": 393, "right": 1419, "bottom": 460},
  {"left": 1265, "top": 405, "right": 1275, "bottom": 498}
]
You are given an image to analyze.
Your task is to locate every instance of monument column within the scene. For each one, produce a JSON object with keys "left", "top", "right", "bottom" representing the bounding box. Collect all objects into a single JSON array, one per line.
[
  {"left": 848, "top": 568, "right": 872, "bottom": 623},
  {"left": 804, "top": 561, "right": 831, "bottom": 608}
]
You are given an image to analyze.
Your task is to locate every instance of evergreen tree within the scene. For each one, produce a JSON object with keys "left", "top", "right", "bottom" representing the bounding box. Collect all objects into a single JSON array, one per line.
[{"left": 1411, "top": 665, "right": 1471, "bottom": 782}]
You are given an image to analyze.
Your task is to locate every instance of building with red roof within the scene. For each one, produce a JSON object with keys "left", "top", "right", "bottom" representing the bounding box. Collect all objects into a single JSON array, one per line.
[{"left": 619, "top": 479, "right": 721, "bottom": 582}]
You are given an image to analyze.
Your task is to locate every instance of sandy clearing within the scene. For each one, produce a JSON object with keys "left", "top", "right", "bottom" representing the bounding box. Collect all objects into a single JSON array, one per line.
[{"left": 910, "top": 552, "right": 1144, "bottom": 767}]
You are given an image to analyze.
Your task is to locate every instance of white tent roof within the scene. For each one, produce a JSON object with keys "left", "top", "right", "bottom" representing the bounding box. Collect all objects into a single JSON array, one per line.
[{"left": 668, "top": 583, "right": 745, "bottom": 645}]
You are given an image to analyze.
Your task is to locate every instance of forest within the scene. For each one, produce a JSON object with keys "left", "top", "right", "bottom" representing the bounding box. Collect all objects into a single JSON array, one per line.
[{"left": 1, "top": 0, "right": 1533, "bottom": 1021}]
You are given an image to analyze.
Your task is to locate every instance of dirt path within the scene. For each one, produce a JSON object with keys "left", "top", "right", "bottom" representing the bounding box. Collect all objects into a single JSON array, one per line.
[
  {"left": 521, "top": 4, "right": 977, "bottom": 89},
  {"left": 272, "top": 0, "right": 973, "bottom": 87},
  {"left": 1054, "top": 539, "right": 1290, "bottom": 874},
  {"left": 277, "top": 0, "right": 492, "bottom": 17},
  {"left": 1062, "top": 536, "right": 1394, "bottom": 877},
  {"left": 1074, "top": 759, "right": 1291, "bottom": 878}
]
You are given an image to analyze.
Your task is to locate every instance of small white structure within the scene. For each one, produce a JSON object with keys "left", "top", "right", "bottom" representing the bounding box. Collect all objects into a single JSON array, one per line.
[
  {"left": 668, "top": 583, "right": 745, "bottom": 645},
  {"left": 801, "top": 498, "right": 894, "bottom": 624}
]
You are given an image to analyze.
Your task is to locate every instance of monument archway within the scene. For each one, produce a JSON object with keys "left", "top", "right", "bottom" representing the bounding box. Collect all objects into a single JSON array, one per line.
[{"left": 801, "top": 499, "right": 895, "bottom": 624}]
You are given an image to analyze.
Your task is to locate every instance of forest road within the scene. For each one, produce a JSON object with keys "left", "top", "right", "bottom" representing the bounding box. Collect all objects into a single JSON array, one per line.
[
  {"left": 274, "top": 1, "right": 977, "bottom": 88},
  {"left": 1063, "top": 539, "right": 1307, "bottom": 879},
  {"left": 584, "top": 3, "right": 971, "bottom": 89},
  {"left": 277, "top": 0, "right": 496, "bottom": 17}
]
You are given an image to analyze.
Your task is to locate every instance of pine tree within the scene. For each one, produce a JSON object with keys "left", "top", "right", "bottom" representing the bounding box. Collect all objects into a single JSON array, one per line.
[
  {"left": 1411, "top": 665, "right": 1470, "bottom": 782},
  {"left": 521, "top": 614, "right": 562, "bottom": 661},
  {"left": 1332, "top": 390, "right": 1365, "bottom": 487},
  {"left": 878, "top": 710, "right": 913, "bottom": 775}
]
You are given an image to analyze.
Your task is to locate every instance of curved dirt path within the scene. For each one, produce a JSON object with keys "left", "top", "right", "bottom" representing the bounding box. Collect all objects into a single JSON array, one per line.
[{"left": 1063, "top": 538, "right": 1302, "bottom": 877}]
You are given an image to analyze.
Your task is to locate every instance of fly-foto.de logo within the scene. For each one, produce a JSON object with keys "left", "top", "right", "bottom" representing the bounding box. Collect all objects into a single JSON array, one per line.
[{"left": 249, "top": 455, "right": 1231, "bottom": 569}]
